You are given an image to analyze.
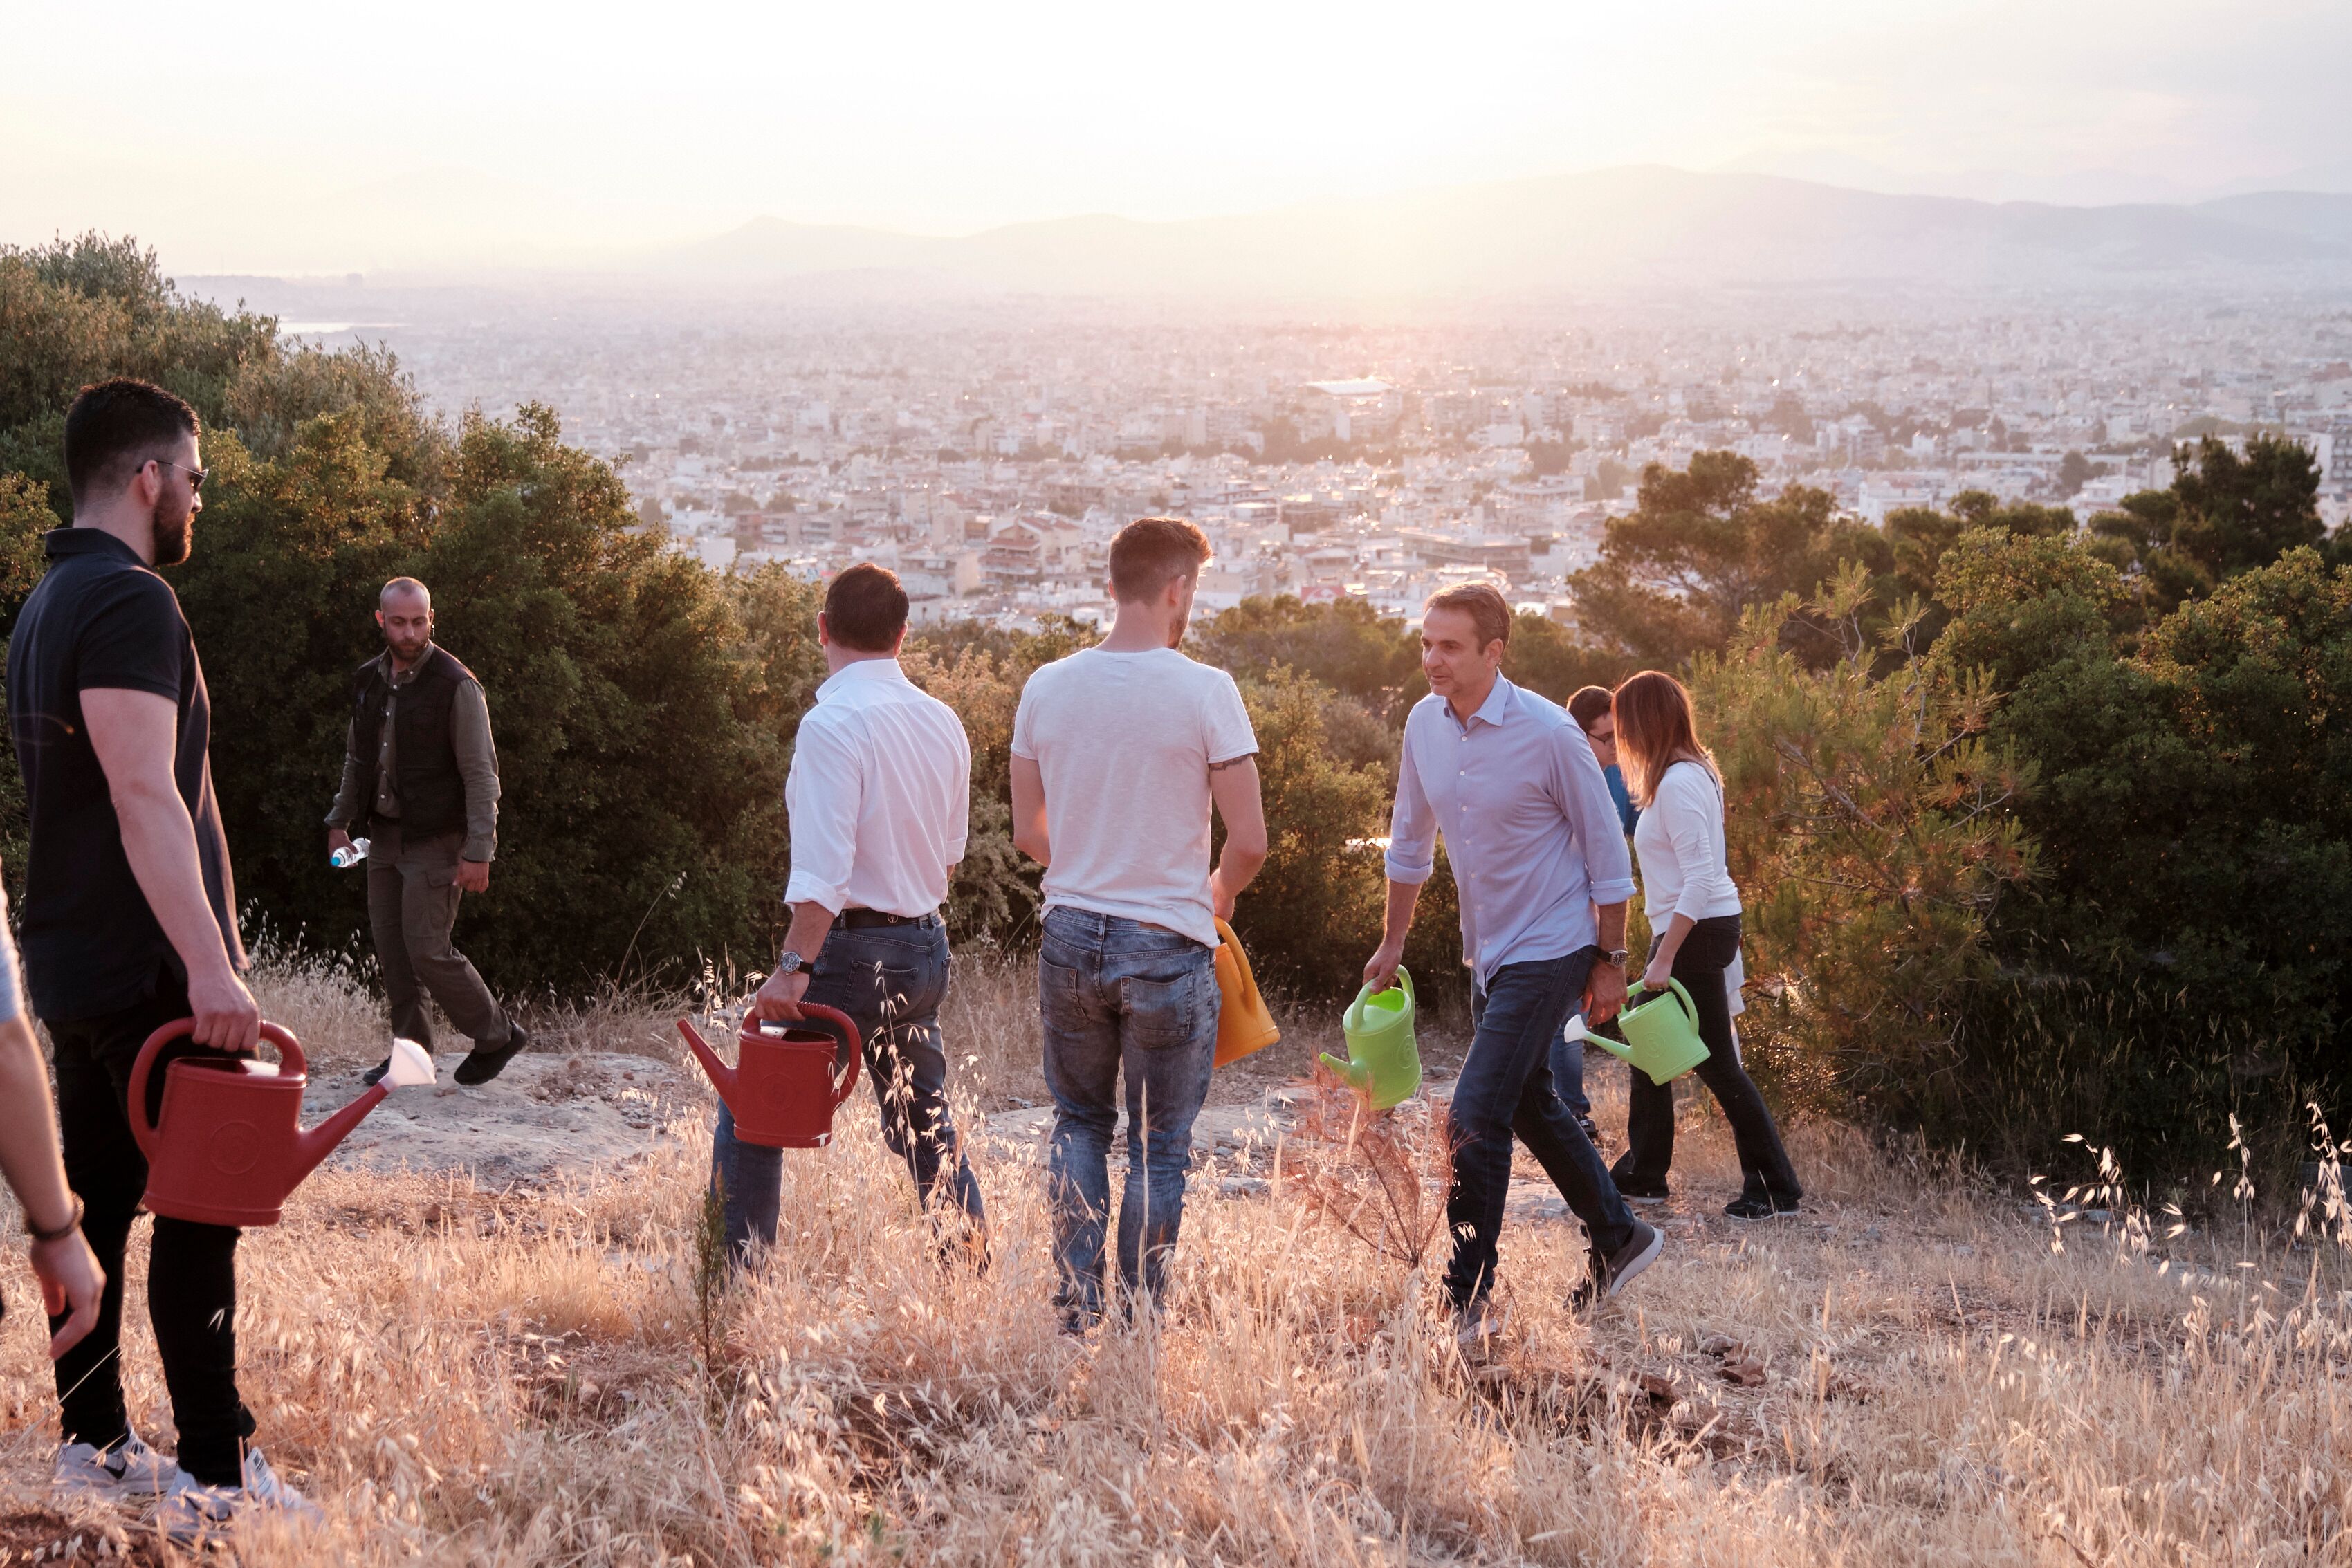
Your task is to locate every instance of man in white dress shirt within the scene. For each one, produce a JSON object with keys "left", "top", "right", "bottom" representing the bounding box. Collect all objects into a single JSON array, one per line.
[{"left": 710, "top": 564, "right": 984, "bottom": 1261}]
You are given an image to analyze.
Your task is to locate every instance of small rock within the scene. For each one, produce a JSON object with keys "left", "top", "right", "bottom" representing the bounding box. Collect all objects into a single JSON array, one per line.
[
  {"left": 1719, "top": 1356, "right": 1767, "bottom": 1387},
  {"left": 1637, "top": 1370, "right": 1678, "bottom": 1401},
  {"left": 1218, "top": 1176, "right": 1269, "bottom": 1199}
]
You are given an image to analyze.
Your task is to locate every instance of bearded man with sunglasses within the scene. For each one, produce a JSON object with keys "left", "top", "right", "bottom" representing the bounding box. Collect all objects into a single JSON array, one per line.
[{"left": 6, "top": 378, "right": 318, "bottom": 1533}]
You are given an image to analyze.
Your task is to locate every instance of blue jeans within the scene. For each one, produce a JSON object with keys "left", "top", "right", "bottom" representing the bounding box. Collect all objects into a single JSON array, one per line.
[
  {"left": 708, "top": 918, "right": 984, "bottom": 1262},
  {"left": 1038, "top": 907, "right": 1219, "bottom": 1320},
  {"left": 1550, "top": 1033, "right": 1597, "bottom": 1140},
  {"left": 1447, "top": 948, "right": 1637, "bottom": 1307}
]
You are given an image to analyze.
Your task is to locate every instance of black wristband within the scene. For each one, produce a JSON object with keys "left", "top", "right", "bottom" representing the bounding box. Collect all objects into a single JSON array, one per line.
[{"left": 28, "top": 1193, "right": 83, "bottom": 1244}]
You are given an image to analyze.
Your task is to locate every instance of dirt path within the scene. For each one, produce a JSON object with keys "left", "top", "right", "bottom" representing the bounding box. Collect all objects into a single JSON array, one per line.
[{"left": 309, "top": 1051, "right": 695, "bottom": 1186}]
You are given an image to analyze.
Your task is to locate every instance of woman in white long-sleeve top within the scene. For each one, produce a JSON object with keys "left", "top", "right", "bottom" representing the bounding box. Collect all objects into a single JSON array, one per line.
[{"left": 1609, "top": 672, "right": 1802, "bottom": 1220}]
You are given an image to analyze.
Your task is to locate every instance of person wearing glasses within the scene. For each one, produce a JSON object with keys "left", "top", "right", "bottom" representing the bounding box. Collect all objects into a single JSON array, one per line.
[{"left": 6, "top": 378, "right": 320, "bottom": 1533}]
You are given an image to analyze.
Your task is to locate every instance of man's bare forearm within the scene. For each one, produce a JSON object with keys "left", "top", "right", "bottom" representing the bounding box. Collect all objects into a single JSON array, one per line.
[
  {"left": 1597, "top": 901, "right": 1628, "bottom": 954},
  {"left": 1379, "top": 878, "right": 1423, "bottom": 952},
  {"left": 116, "top": 784, "right": 238, "bottom": 983},
  {"left": 781, "top": 901, "right": 836, "bottom": 963}
]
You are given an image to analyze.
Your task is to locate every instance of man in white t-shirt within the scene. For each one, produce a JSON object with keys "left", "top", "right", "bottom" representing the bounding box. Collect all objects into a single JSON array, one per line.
[{"left": 1009, "top": 517, "right": 1267, "bottom": 1329}]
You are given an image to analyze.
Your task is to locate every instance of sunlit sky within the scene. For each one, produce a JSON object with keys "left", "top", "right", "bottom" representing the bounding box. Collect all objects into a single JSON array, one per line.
[{"left": 3, "top": 0, "right": 2346, "bottom": 267}]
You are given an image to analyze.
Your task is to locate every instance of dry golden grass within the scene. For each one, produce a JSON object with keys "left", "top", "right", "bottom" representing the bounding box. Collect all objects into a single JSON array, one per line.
[{"left": 0, "top": 946, "right": 2344, "bottom": 1564}]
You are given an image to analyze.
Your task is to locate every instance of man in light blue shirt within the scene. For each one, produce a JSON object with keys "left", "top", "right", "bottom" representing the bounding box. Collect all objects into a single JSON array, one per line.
[{"left": 1364, "top": 586, "right": 1661, "bottom": 1329}]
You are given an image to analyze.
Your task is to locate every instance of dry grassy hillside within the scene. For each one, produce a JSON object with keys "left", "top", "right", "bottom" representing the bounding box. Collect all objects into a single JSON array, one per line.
[{"left": 0, "top": 946, "right": 2344, "bottom": 1565}]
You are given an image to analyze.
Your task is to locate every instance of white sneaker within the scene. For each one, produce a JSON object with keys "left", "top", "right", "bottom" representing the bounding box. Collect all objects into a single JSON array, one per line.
[
  {"left": 53, "top": 1428, "right": 177, "bottom": 1498},
  {"left": 156, "top": 1448, "right": 322, "bottom": 1540}
]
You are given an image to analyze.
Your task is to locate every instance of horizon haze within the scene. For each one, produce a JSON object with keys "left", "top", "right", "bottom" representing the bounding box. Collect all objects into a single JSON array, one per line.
[{"left": 6, "top": 0, "right": 2350, "bottom": 288}]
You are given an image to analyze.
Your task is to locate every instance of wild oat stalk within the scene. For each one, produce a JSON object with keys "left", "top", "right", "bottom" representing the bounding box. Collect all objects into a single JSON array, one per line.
[
  {"left": 693, "top": 1180, "right": 731, "bottom": 1397},
  {"left": 1285, "top": 1062, "right": 1451, "bottom": 1271}
]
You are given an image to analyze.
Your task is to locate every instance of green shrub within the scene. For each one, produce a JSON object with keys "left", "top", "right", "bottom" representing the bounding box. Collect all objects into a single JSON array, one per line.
[{"left": 1696, "top": 564, "right": 2037, "bottom": 1123}]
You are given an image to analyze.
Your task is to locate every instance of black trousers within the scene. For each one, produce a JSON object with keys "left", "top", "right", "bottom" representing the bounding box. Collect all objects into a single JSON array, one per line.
[
  {"left": 46, "top": 972, "right": 255, "bottom": 1486},
  {"left": 1616, "top": 915, "right": 1801, "bottom": 1202}
]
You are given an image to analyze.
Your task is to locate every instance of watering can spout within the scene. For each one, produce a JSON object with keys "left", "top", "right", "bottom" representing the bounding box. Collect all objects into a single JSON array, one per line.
[
  {"left": 677, "top": 1019, "right": 740, "bottom": 1107},
  {"left": 1566, "top": 1013, "right": 1637, "bottom": 1067},
  {"left": 679, "top": 1008, "right": 863, "bottom": 1149},
  {"left": 291, "top": 1082, "right": 390, "bottom": 1184}
]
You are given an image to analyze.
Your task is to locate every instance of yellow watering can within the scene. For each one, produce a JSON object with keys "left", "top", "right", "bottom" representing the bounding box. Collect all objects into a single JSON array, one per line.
[
  {"left": 1213, "top": 918, "right": 1280, "bottom": 1068},
  {"left": 1570, "top": 977, "right": 1710, "bottom": 1087},
  {"left": 1320, "top": 966, "right": 1422, "bottom": 1110}
]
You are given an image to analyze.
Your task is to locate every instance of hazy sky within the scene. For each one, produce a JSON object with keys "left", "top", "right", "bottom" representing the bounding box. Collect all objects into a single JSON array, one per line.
[{"left": 3, "top": 0, "right": 2346, "bottom": 264}]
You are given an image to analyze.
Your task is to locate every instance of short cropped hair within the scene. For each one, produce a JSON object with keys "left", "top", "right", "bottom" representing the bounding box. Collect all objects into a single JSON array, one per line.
[
  {"left": 1423, "top": 583, "right": 1512, "bottom": 651},
  {"left": 825, "top": 562, "right": 909, "bottom": 652},
  {"left": 380, "top": 576, "right": 432, "bottom": 608},
  {"left": 1566, "top": 685, "right": 1615, "bottom": 735},
  {"left": 1108, "top": 517, "right": 1210, "bottom": 604},
  {"left": 64, "top": 378, "right": 200, "bottom": 507}
]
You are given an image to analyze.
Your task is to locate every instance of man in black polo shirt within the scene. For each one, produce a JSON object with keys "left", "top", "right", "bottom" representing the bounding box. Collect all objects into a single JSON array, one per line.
[{"left": 7, "top": 378, "right": 316, "bottom": 1531}]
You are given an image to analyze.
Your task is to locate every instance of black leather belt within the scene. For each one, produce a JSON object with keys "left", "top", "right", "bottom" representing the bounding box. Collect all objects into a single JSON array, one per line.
[{"left": 839, "top": 908, "right": 941, "bottom": 930}]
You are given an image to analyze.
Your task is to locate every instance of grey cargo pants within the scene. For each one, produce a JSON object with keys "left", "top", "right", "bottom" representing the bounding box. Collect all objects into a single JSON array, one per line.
[{"left": 366, "top": 824, "right": 508, "bottom": 1051}]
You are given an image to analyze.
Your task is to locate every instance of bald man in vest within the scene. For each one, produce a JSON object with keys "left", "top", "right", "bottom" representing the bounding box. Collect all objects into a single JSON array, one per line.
[{"left": 325, "top": 578, "right": 524, "bottom": 1087}]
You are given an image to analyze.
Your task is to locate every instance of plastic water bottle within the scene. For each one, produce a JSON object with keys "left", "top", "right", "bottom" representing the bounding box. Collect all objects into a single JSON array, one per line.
[{"left": 330, "top": 837, "right": 371, "bottom": 869}]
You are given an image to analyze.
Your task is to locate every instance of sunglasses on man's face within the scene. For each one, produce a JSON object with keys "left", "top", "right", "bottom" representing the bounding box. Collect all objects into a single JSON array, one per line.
[{"left": 149, "top": 458, "right": 209, "bottom": 494}]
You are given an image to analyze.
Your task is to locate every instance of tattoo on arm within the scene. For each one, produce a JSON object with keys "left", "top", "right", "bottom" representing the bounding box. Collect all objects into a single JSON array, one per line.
[{"left": 1208, "top": 756, "right": 1251, "bottom": 772}]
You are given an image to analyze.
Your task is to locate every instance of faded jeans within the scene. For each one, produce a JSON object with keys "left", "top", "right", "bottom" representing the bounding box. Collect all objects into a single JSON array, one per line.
[
  {"left": 1038, "top": 907, "right": 1219, "bottom": 1321},
  {"left": 1447, "top": 948, "right": 1638, "bottom": 1308},
  {"left": 709, "top": 917, "right": 984, "bottom": 1262}
]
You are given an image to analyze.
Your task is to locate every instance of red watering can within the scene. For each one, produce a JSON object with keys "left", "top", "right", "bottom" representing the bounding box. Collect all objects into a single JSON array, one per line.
[
  {"left": 677, "top": 1006, "right": 862, "bottom": 1149},
  {"left": 128, "top": 1020, "right": 392, "bottom": 1228}
]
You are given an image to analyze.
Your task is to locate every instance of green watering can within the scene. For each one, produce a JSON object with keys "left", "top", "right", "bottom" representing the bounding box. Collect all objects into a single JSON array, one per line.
[
  {"left": 1572, "top": 977, "right": 1711, "bottom": 1087},
  {"left": 1319, "top": 967, "right": 1423, "bottom": 1110}
]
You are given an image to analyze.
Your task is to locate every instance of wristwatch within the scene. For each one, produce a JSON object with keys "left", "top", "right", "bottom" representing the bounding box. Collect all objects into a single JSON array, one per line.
[
  {"left": 774, "top": 950, "right": 806, "bottom": 977},
  {"left": 1601, "top": 948, "right": 1630, "bottom": 968}
]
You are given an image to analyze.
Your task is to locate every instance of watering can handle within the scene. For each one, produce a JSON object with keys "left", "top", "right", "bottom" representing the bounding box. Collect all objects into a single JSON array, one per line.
[
  {"left": 1621, "top": 977, "right": 1699, "bottom": 1024},
  {"left": 794, "top": 1002, "right": 862, "bottom": 1109},
  {"left": 127, "top": 1019, "right": 304, "bottom": 1162},
  {"left": 1348, "top": 964, "right": 1415, "bottom": 1021}
]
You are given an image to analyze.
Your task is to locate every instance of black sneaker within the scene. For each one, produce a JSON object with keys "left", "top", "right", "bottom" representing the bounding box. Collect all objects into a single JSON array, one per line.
[
  {"left": 454, "top": 1022, "right": 527, "bottom": 1087},
  {"left": 1570, "top": 1217, "right": 1663, "bottom": 1311},
  {"left": 360, "top": 1058, "right": 392, "bottom": 1087},
  {"left": 1724, "top": 1191, "right": 1802, "bottom": 1220},
  {"left": 1609, "top": 1157, "right": 1670, "bottom": 1204}
]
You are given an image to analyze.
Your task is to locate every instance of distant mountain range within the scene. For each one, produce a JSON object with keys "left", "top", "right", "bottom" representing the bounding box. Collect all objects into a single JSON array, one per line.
[
  {"left": 149, "top": 164, "right": 2352, "bottom": 298},
  {"left": 664, "top": 166, "right": 2352, "bottom": 297}
]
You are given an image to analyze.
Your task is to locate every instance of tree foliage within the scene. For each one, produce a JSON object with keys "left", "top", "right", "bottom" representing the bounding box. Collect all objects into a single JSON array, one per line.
[
  {"left": 1697, "top": 565, "right": 2037, "bottom": 1122},
  {"left": 1953, "top": 544, "right": 2352, "bottom": 1173},
  {"left": 2086, "top": 435, "right": 2326, "bottom": 610},
  {"left": 1568, "top": 451, "right": 1888, "bottom": 665}
]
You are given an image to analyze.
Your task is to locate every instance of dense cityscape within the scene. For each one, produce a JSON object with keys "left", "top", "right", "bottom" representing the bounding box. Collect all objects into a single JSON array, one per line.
[{"left": 231, "top": 280, "right": 2352, "bottom": 629}]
